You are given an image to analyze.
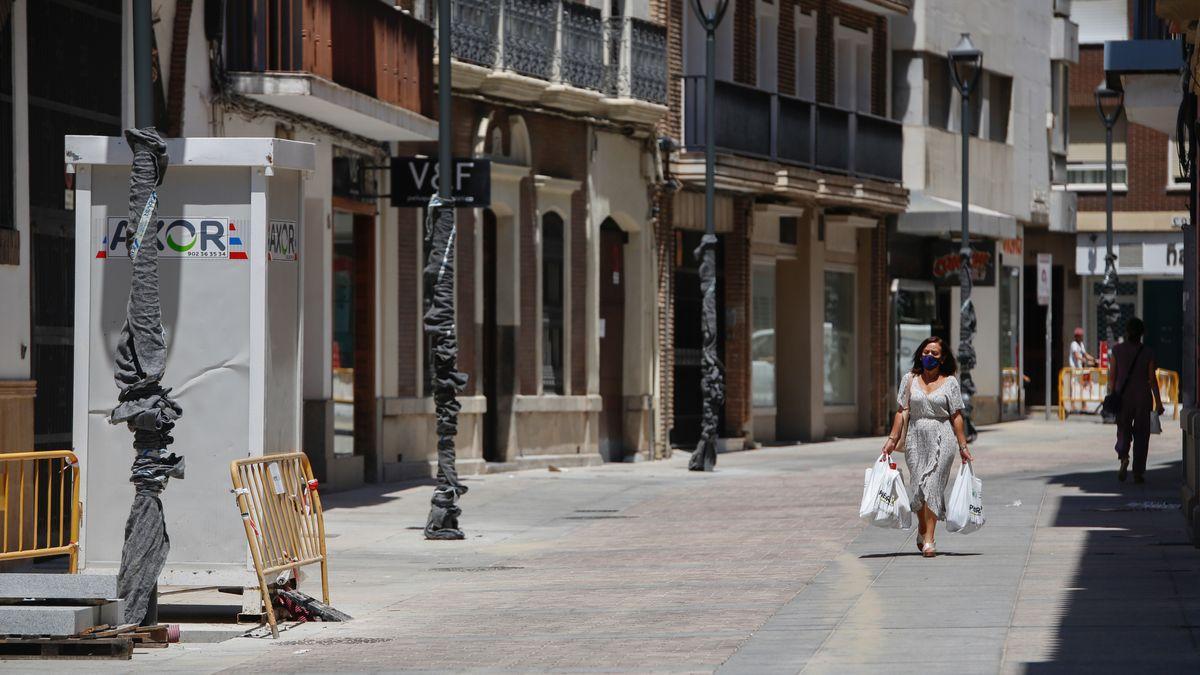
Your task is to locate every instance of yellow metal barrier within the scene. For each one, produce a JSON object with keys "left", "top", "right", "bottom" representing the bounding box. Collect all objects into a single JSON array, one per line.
[
  {"left": 0, "top": 451, "right": 80, "bottom": 572},
  {"left": 230, "top": 452, "right": 329, "bottom": 638},
  {"left": 1058, "top": 367, "right": 1181, "bottom": 421},
  {"left": 1157, "top": 369, "right": 1181, "bottom": 420}
]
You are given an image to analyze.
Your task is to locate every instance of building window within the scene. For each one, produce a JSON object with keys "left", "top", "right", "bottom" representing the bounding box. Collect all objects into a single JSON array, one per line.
[
  {"left": 794, "top": 9, "right": 815, "bottom": 100},
  {"left": 1067, "top": 162, "right": 1128, "bottom": 192},
  {"left": 541, "top": 212, "right": 565, "bottom": 394},
  {"left": 834, "top": 24, "right": 871, "bottom": 113},
  {"left": 824, "top": 270, "right": 855, "bottom": 406},
  {"left": 752, "top": 264, "right": 776, "bottom": 410},
  {"left": 926, "top": 54, "right": 950, "bottom": 130},
  {"left": 987, "top": 73, "right": 1012, "bottom": 143},
  {"left": 1168, "top": 139, "right": 1190, "bottom": 191}
]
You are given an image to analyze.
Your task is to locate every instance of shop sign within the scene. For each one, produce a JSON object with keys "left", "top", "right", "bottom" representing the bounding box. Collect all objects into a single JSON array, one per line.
[
  {"left": 1036, "top": 253, "right": 1052, "bottom": 306},
  {"left": 390, "top": 157, "right": 491, "bottom": 207},
  {"left": 98, "top": 217, "right": 246, "bottom": 260},
  {"left": 268, "top": 220, "right": 298, "bottom": 262},
  {"left": 931, "top": 241, "right": 995, "bottom": 287}
]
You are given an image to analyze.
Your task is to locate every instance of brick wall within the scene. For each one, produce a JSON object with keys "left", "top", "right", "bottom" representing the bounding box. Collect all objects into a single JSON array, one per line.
[
  {"left": 457, "top": 208, "right": 477, "bottom": 395},
  {"left": 868, "top": 218, "right": 889, "bottom": 432},
  {"left": 397, "top": 207, "right": 420, "bottom": 398},
  {"left": 519, "top": 174, "right": 538, "bottom": 395},
  {"left": 1070, "top": 46, "right": 1188, "bottom": 215},
  {"left": 571, "top": 188, "right": 587, "bottom": 395},
  {"left": 733, "top": 0, "right": 757, "bottom": 86}
]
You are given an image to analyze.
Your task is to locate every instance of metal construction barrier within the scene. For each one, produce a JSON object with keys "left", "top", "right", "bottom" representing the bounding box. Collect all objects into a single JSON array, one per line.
[
  {"left": 0, "top": 451, "right": 80, "bottom": 572},
  {"left": 230, "top": 452, "right": 329, "bottom": 638},
  {"left": 1058, "top": 367, "right": 1181, "bottom": 420},
  {"left": 1158, "top": 369, "right": 1181, "bottom": 420}
]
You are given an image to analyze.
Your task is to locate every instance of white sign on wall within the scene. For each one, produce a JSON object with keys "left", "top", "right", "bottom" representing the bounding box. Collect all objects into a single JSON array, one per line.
[{"left": 1037, "top": 253, "right": 1052, "bottom": 306}]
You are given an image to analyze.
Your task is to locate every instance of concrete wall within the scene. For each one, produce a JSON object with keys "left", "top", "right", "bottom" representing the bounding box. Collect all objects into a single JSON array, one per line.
[{"left": 1, "top": 0, "right": 29, "bottom": 383}]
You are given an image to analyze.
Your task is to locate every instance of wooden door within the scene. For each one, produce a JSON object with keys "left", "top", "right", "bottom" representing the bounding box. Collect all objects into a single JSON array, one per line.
[{"left": 599, "top": 222, "right": 625, "bottom": 461}]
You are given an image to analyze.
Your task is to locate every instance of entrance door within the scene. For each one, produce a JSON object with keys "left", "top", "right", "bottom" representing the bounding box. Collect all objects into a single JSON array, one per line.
[
  {"left": 1144, "top": 279, "right": 1183, "bottom": 374},
  {"left": 1023, "top": 263, "right": 1064, "bottom": 407},
  {"left": 332, "top": 211, "right": 376, "bottom": 470},
  {"left": 599, "top": 220, "right": 625, "bottom": 461},
  {"left": 672, "top": 230, "right": 724, "bottom": 448},
  {"left": 481, "top": 209, "right": 501, "bottom": 462}
]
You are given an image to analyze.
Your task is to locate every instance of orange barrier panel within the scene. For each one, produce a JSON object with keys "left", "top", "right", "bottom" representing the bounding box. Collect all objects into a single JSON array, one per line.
[
  {"left": 230, "top": 452, "right": 329, "bottom": 638},
  {"left": 1058, "top": 367, "right": 1180, "bottom": 421},
  {"left": 0, "top": 451, "right": 80, "bottom": 572}
]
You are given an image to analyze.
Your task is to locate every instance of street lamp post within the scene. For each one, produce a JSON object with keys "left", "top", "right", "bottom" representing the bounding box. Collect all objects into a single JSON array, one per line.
[
  {"left": 688, "top": 0, "right": 730, "bottom": 472},
  {"left": 1095, "top": 83, "right": 1125, "bottom": 376},
  {"left": 424, "top": 0, "right": 469, "bottom": 539},
  {"left": 948, "top": 33, "right": 983, "bottom": 441}
]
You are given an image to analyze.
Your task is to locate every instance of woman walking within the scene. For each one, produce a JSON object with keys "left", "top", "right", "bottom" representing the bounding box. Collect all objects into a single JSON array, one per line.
[
  {"left": 881, "top": 337, "right": 973, "bottom": 557},
  {"left": 1108, "top": 318, "right": 1164, "bottom": 483}
]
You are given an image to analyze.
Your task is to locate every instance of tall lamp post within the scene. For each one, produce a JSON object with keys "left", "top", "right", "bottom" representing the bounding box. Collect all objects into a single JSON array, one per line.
[
  {"left": 1095, "top": 83, "right": 1124, "bottom": 376},
  {"left": 688, "top": 0, "right": 730, "bottom": 472},
  {"left": 948, "top": 34, "right": 982, "bottom": 440},
  {"left": 424, "top": 0, "right": 469, "bottom": 539}
]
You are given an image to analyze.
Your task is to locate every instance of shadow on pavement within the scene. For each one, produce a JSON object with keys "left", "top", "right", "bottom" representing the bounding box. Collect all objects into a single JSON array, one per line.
[
  {"left": 857, "top": 551, "right": 981, "bottom": 559},
  {"left": 319, "top": 476, "right": 439, "bottom": 512},
  {"left": 1023, "top": 459, "right": 1200, "bottom": 672}
]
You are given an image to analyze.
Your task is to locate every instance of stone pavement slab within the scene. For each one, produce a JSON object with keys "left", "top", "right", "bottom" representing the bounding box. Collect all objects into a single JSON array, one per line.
[{"left": 8, "top": 419, "right": 1198, "bottom": 672}]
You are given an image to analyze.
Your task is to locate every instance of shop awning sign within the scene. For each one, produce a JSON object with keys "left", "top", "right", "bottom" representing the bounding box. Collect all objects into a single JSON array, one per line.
[
  {"left": 390, "top": 157, "right": 491, "bottom": 207},
  {"left": 931, "top": 241, "right": 995, "bottom": 287}
]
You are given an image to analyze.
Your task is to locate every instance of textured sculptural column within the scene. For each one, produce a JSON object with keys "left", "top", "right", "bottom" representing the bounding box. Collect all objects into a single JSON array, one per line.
[
  {"left": 423, "top": 198, "right": 469, "bottom": 539},
  {"left": 689, "top": 234, "right": 724, "bottom": 472},
  {"left": 112, "top": 126, "right": 184, "bottom": 625}
]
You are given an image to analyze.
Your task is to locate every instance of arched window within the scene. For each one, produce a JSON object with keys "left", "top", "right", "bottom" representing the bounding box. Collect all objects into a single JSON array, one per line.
[{"left": 541, "top": 212, "right": 565, "bottom": 394}]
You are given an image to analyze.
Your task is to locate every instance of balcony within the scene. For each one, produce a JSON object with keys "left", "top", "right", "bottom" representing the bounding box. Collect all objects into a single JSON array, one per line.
[
  {"left": 442, "top": 0, "right": 668, "bottom": 124},
  {"left": 224, "top": 0, "right": 437, "bottom": 142},
  {"left": 681, "top": 77, "right": 903, "bottom": 183}
]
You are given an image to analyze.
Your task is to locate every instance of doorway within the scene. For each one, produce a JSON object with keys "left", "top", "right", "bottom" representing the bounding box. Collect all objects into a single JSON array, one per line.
[
  {"left": 331, "top": 210, "right": 376, "bottom": 465},
  {"left": 1023, "top": 263, "right": 1063, "bottom": 407},
  {"left": 599, "top": 219, "right": 626, "bottom": 461},
  {"left": 480, "top": 208, "right": 502, "bottom": 462},
  {"left": 672, "top": 230, "right": 725, "bottom": 448},
  {"left": 1144, "top": 279, "right": 1183, "bottom": 374}
]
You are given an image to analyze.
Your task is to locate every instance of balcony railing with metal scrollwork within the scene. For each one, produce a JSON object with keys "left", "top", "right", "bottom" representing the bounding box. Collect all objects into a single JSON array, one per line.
[
  {"left": 605, "top": 16, "right": 668, "bottom": 104},
  {"left": 682, "top": 76, "right": 902, "bottom": 182},
  {"left": 561, "top": 2, "right": 605, "bottom": 91},
  {"left": 450, "top": 0, "right": 500, "bottom": 67},
  {"left": 501, "top": 0, "right": 556, "bottom": 79}
]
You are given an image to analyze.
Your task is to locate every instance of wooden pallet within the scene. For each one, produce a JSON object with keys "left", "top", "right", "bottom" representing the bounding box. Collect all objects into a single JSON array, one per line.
[
  {"left": 0, "top": 623, "right": 171, "bottom": 659},
  {"left": 0, "top": 637, "right": 132, "bottom": 660}
]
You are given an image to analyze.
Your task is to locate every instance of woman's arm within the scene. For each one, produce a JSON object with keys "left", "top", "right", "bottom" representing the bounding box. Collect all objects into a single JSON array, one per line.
[
  {"left": 882, "top": 411, "right": 904, "bottom": 455},
  {"left": 1149, "top": 357, "right": 1164, "bottom": 414},
  {"left": 950, "top": 411, "right": 973, "bottom": 461}
]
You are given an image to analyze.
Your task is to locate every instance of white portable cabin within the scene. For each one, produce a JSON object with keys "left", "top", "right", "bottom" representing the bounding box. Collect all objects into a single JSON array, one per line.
[{"left": 67, "top": 136, "right": 314, "bottom": 605}]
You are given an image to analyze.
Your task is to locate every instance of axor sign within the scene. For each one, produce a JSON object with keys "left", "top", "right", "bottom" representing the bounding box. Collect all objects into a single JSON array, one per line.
[
  {"left": 268, "top": 220, "right": 298, "bottom": 262},
  {"left": 98, "top": 217, "right": 247, "bottom": 260}
]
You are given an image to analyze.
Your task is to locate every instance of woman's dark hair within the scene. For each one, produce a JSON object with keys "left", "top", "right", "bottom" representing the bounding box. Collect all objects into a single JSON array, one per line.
[
  {"left": 910, "top": 336, "right": 958, "bottom": 376},
  {"left": 1125, "top": 317, "right": 1145, "bottom": 342}
]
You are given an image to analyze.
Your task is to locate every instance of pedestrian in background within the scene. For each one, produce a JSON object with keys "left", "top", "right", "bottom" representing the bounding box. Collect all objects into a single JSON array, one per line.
[
  {"left": 1108, "top": 318, "right": 1164, "bottom": 483},
  {"left": 1068, "top": 327, "right": 1098, "bottom": 413},
  {"left": 882, "top": 336, "right": 973, "bottom": 558},
  {"left": 1069, "top": 327, "right": 1097, "bottom": 368}
]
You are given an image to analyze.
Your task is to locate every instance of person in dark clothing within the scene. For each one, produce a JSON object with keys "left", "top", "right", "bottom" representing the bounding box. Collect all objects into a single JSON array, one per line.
[{"left": 1108, "top": 317, "right": 1164, "bottom": 483}]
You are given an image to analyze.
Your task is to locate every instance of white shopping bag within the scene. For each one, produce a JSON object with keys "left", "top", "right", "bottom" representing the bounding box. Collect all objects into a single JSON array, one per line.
[
  {"left": 859, "top": 454, "right": 891, "bottom": 521},
  {"left": 946, "top": 462, "right": 985, "bottom": 534},
  {"left": 861, "top": 455, "right": 911, "bottom": 529}
]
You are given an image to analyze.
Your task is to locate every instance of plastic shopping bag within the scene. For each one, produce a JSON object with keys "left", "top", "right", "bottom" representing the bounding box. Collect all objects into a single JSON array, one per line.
[
  {"left": 946, "top": 462, "right": 985, "bottom": 534},
  {"left": 860, "top": 454, "right": 891, "bottom": 520},
  {"left": 860, "top": 455, "right": 911, "bottom": 529}
]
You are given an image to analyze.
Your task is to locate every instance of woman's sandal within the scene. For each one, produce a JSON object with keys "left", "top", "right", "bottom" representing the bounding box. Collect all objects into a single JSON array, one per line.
[{"left": 922, "top": 541, "right": 937, "bottom": 558}]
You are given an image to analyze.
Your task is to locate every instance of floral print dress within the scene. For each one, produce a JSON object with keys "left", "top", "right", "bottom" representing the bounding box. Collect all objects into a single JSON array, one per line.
[{"left": 898, "top": 373, "right": 965, "bottom": 519}]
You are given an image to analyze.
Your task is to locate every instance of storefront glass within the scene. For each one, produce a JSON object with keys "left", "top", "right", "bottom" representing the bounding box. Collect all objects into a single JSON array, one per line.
[
  {"left": 824, "top": 270, "right": 855, "bottom": 405},
  {"left": 1000, "top": 265, "right": 1021, "bottom": 419},
  {"left": 752, "top": 265, "right": 776, "bottom": 409}
]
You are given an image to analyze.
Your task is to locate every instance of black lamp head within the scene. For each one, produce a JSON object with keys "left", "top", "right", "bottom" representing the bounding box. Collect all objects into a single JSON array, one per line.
[
  {"left": 1094, "top": 81, "right": 1125, "bottom": 126},
  {"left": 947, "top": 33, "right": 983, "bottom": 95}
]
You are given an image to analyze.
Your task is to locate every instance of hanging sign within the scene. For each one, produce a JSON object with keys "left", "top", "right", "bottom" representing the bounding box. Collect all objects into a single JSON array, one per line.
[
  {"left": 1037, "top": 253, "right": 1052, "bottom": 306},
  {"left": 390, "top": 157, "right": 491, "bottom": 207},
  {"left": 930, "top": 240, "right": 995, "bottom": 287}
]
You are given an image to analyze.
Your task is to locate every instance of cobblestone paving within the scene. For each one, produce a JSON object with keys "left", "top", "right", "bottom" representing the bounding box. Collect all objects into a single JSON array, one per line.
[{"left": 28, "top": 418, "right": 1200, "bottom": 673}]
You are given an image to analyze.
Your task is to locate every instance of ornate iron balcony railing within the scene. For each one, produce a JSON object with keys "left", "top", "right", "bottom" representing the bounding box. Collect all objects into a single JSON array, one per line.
[
  {"left": 681, "top": 76, "right": 902, "bottom": 182},
  {"left": 561, "top": 2, "right": 605, "bottom": 91},
  {"left": 450, "top": 0, "right": 500, "bottom": 67},
  {"left": 605, "top": 16, "right": 667, "bottom": 104},
  {"left": 501, "top": 0, "right": 556, "bottom": 79}
]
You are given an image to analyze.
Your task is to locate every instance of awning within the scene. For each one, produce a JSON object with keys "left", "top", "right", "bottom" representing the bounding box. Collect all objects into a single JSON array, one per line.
[{"left": 896, "top": 191, "right": 1019, "bottom": 240}]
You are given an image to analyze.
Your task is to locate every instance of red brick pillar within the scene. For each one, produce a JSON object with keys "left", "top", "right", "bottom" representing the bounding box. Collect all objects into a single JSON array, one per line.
[
  {"left": 571, "top": 189, "right": 587, "bottom": 395},
  {"left": 519, "top": 175, "right": 539, "bottom": 395},
  {"left": 397, "top": 207, "right": 420, "bottom": 398},
  {"left": 457, "top": 208, "right": 477, "bottom": 395},
  {"left": 868, "top": 218, "right": 890, "bottom": 433},
  {"left": 723, "top": 197, "right": 752, "bottom": 439}
]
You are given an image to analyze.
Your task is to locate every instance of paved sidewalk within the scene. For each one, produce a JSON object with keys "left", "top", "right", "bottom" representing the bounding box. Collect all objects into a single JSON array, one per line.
[{"left": 21, "top": 418, "right": 1200, "bottom": 673}]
